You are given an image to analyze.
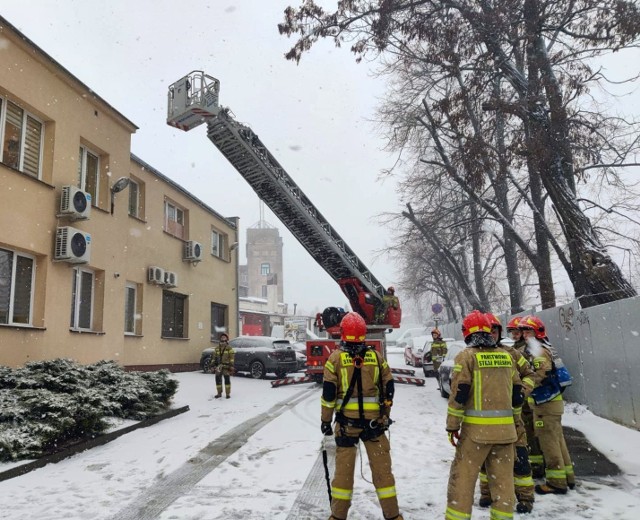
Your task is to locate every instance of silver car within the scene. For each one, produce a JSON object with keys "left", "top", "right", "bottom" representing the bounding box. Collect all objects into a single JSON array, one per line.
[
  {"left": 200, "top": 336, "right": 298, "bottom": 379},
  {"left": 436, "top": 341, "right": 466, "bottom": 398}
]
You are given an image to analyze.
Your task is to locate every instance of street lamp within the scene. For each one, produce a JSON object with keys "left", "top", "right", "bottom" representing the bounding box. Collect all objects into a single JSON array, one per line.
[{"left": 110, "top": 177, "right": 131, "bottom": 214}]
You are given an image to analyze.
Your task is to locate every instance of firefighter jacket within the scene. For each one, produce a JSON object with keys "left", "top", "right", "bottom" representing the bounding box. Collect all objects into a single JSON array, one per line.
[
  {"left": 430, "top": 339, "right": 448, "bottom": 360},
  {"left": 500, "top": 342, "right": 536, "bottom": 397},
  {"left": 523, "top": 341, "right": 564, "bottom": 413},
  {"left": 446, "top": 346, "right": 519, "bottom": 444},
  {"left": 213, "top": 343, "right": 235, "bottom": 372},
  {"left": 321, "top": 347, "right": 393, "bottom": 424}
]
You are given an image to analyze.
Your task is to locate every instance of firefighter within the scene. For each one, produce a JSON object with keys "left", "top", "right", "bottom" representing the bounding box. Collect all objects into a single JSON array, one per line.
[
  {"left": 478, "top": 313, "right": 537, "bottom": 514},
  {"left": 518, "top": 315, "right": 575, "bottom": 494},
  {"left": 509, "top": 316, "right": 545, "bottom": 480},
  {"left": 445, "top": 310, "right": 520, "bottom": 520},
  {"left": 213, "top": 333, "right": 235, "bottom": 399},
  {"left": 376, "top": 286, "right": 399, "bottom": 323},
  {"left": 321, "top": 312, "right": 403, "bottom": 520},
  {"left": 429, "top": 328, "right": 448, "bottom": 373}
]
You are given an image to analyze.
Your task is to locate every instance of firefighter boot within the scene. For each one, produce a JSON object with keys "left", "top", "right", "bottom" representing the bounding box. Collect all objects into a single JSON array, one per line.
[
  {"left": 478, "top": 467, "right": 491, "bottom": 507},
  {"left": 535, "top": 483, "right": 567, "bottom": 495},
  {"left": 516, "top": 501, "right": 534, "bottom": 514}
]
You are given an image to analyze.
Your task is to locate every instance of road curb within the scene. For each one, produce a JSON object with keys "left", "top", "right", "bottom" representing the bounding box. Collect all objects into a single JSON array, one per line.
[{"left": 0, "top": 405, "right": 190, "bottom": 483}]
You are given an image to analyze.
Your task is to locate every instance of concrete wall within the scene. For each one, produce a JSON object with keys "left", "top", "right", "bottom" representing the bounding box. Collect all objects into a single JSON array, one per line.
[{"left": 438, "top": 298, "right": 640, "bottom": 430}]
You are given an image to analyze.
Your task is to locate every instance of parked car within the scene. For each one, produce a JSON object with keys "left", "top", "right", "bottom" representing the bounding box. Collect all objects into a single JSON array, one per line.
[
  {"left": 436, "top": 341, "right": 466, "bottom": 398},
  {"left": 386, "top": 324, "right": 426, "bottom": 347},
  {"left": 393, "top": 327, "right": 430, "bottom": 350},
  {"left": 290, "top": 341, "right": 308, "bottom": 371},
  {"left": 421, "top": 337, "right": 455, "bottom": 377},
  {"left": 200, "top": 336, "right": 298, "bottom": 379},
  {"left": 403, "top": 334, "right": 431, "bottom": 366}
]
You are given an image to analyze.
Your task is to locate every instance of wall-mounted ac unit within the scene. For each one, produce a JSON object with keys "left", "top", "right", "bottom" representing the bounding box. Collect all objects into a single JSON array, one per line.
[
  {"left": 59, "top": 185, "right": 91, "bottom": 220},
  {"left": 148, "top": 266, "right": 166, "bottom": 285},
  {"left": 184, "top": 240, "right": 203, "bottom": 262},
  {"left": 54, "top": 226, "right": 91, "bottom": 264},
  {"left": 164, "top": 271, "right": 177, "bottom": 288}
]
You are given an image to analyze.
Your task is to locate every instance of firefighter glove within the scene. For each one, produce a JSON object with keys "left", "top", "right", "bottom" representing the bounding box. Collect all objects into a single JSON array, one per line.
[
  {"left": 447, "top": 429, "right": 460, "bottom": 447},
  {"left": 321, "top": 421, "right": 333, "bottom": 436}
]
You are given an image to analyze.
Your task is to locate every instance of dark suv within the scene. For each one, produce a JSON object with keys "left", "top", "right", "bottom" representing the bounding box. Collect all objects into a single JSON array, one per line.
[{"left": 200, "top": 336, "right": 298, "bottom": 379}]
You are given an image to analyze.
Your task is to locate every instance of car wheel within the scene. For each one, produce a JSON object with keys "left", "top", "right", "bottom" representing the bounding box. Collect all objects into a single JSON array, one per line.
[
  {"left": 250, "top": 360, "right": 266, "bottom": 379},
  {"left": 275, "top": 368, "right": 287, "bottom": 379},
  {"left": 202, "top": 356, "right": 212, "bottom": 374},
  {"left": 423, "top": 366, "right": 429, "bottom": 377}
]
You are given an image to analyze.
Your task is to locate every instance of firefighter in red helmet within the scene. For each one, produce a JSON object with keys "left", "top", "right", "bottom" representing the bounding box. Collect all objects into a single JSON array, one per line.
[
  {"left": 518, "top": 315, "right": 575, "bottom": 494},
  {"left": 376, "top": 286, "right": 400, "bottom": 324},
  {"left": 321, "top": 312, "right": 403, "bottom": 520},
  {"left": 429, "top": 328, "right": 448, "bottom": 374},
  {"left": 444, "top": 310, "right": 520, "bottom": 520}
]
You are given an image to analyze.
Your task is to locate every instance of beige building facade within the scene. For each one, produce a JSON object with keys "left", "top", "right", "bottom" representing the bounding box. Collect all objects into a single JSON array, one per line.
[{"left": 0, "top": 17, "right": 238, "bottom": 370}]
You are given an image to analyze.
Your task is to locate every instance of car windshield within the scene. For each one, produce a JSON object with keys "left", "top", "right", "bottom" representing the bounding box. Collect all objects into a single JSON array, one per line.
[{"left": 272, "top": 339, "right": 291, "bottom": 349}]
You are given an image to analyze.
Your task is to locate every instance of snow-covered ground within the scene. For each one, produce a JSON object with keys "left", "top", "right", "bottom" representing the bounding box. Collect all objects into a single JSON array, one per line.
[{"left": 1, "top": 351, "right": 639, "bottom": 519}]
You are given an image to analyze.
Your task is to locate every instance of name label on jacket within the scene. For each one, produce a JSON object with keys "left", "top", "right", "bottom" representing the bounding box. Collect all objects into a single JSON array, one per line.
[{"left": 475, "top": 352, "right": 512, "bottom": 368}]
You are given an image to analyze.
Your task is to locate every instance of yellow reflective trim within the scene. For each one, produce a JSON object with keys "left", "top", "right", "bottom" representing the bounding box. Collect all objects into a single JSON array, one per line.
[
  {"left": 474, "top": 369, "right": 482, "bottom": 410},
  {"left": 325, "top": 360, "right": 335, "bottom": 373},
  {"left": 546, "top": 468, "right": 566, "bottom": 478},
  {"left": 489, "top": 508, "right": 514, "bottom": 520},
  {"left": 445, "top": 506, "right": 471, "bottom": 520},
  {"left": 463, "top": 416, "right": 514, "bottom": 425},
  {"left": 341, "top": 402, "right": 380, "bottom": 411},
  {"left": 453, "top": 364, "right": 462, "bottom": 373},
  {"left": 535, "top": 420, "right": 544, "bottom": 428},
  {"left": 522, "top": 377, "right": 534, "bottom": 388},
  {"left": 517, "top": 356, "right": 527, "bottom": 367},
  {"left": 331, "top": 486, "right": 353, "bottom": 500},
  {"left": 376, "top": 485, "right": 397, "bottom": 499},
  {"left": 565, "top": 465, "right": 575, "bottom": 476},
  {"left": 320, "top": 398, "right": 336, "bottom": 408},
  {"left": 447, "top": 406, "right": 465, "bottom": 417},
  {"left": 479, "top": 472, "right": 488, "bottom": 483},
  {"left": 514, "top": 476, "right": 534, "bottom": 486},
  {"left": 529, "top": 455, "right": 544, "bottom": 463},
  {"left": 512, "top": 406, "right": 522, "bottom": 415}
]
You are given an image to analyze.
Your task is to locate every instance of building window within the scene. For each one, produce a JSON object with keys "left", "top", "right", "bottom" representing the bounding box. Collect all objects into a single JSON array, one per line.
[
  {"left": 162, "top": 290, "right": 187, "bottom": 338},
  {"left": 78, "top": 145, "right": 100, "bottom": 207},
  {"left": 0, "top": 98, "right": 43, "bottom": 178},
  {"left": 165, "top": 200, "right": 186, "bottom": 239},
  {"left": 0, "top": 248, "right": 35, "bottom": 325},
  {"left": 261, "top": 285, "right": 268, "bottom": 298},
  {"left": 70, "top": 267, "right": 94, "bottom": 330},
  {"left": 211, "top": 228, "right": 227, "bottom": 258},
  {"left": 211, "top": 302, "right": 228, "bottom": 340},
  {"left": 124, "top": 282, "right": 141, "bottom": 335},
  {"left": 260, "top": 263, "right": 270, "bottom": 275},
  {"left": 128, "top": 178, "right": 145, "bottom": 219}
]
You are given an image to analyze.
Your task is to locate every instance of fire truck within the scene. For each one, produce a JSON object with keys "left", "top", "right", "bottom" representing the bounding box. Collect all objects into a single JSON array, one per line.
[{"left": 166, "top": 71, "right": 420, "bottom": 386}]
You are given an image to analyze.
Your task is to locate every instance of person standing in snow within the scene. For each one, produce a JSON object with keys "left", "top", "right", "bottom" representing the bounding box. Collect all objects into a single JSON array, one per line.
[
  {"left": 509, "top": 316, "right": 546, "bottom": 479},
  {"left": 478, "top": 313, "right": 537, "bottom": 514},
  {"left": 518, "top": 316, "right": 576, "bottom": 494},
  {"left": 444, "top": 310, "right": 520, "bottom": 520},
  {"left": 212, "top": 332, "right": 234, "bottom": 399},
  {"left": 320, "top": 311, "right": 403, "bottom": 520},
  {"left": 429, "top": 328, "right": 448, "bottom": 373}
]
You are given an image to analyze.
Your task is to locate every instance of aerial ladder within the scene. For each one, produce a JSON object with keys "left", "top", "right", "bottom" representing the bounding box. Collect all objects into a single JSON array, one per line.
[{"left": 167, "top": 71, "right": 422, "bottom": 387}]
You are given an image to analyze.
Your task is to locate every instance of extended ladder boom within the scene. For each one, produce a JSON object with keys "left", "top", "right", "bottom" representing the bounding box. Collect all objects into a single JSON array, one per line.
[{"left": 167, "top": 71, "right": 400, "bottom": 325}]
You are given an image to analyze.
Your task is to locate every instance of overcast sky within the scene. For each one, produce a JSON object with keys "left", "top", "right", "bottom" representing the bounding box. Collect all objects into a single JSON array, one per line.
[{"left": 2, "top": 1, "right": 401, "bottom": 316}]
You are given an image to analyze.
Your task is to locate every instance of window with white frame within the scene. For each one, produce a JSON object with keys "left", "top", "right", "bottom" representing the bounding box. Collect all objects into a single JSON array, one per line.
[
  {"left": 211, "top": 228, "right": 227, "bottom": 258},
  {"left": 78, "top": 145, "right": 100, "bottom": 206},
  {"left": 260, "top": 262, "right": 270, "bottom": 275},
  {"left": 124, "top": 282, "right": 138, "bottom": 334},
  {"left": 70, "top": 267, "right": 94, "bottom": 330},
  {"left": 0, "top": 248, "right": 35, "bottom": 325},
  {"left": 164, "top": 200, "right": 186, "bottom": 239},
  {"left": 210, "top": 302, "right": 227, "bottom": 340},
  {"left": 0, "top": 97, "right": 43, "bottom": 178}
]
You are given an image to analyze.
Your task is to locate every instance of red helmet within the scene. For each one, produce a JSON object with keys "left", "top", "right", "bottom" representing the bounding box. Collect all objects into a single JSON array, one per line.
[
  {"left": 461, "top": 310, "right": 492, "bottom": 339},
  {"left": 387, "top": 286, "right": 395, "bottom": 294},
  {"left": 506, "top": 316, "right": 522, "bottom": 331},
  {"left": 431, "top": 328, "right": 440, "bottom": 335},
  {"left": 518, "top": 315, "right": 546, "bottom": 339},
  {"left": 340, "top": 312, "right": 367, "bottom": 343},
  {"left": 485, "top": 313, "right": 501, "bottom": 328}
]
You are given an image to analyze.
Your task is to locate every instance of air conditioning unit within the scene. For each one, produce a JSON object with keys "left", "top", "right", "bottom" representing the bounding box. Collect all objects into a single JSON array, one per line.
[
  {"left": 148, "top": 266, "right": 166, "bottom": 285},
  {"left": 59, "top": 185, "right": 91, "bottom": 220},
  {"left": 54, "top": 226, "right": 91, "bottom": 264},
  {"left": 164, "top": 271, "right": 178, "bottom": 288},
  {"left": 184, "top": 240, "right": 203, "bottom": 262}
]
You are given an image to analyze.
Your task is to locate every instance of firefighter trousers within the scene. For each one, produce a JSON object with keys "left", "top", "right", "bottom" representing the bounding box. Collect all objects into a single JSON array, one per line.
[
  {"left": 480, "top": 413, "right": 534, "bottom": 505},
  {"left": 533, "top": 412, "right": 574, "bottom": 490},
  {"left": 330, "top": 424, "right": 399, "bottom": 520},
  {"left": 446, "top": 437, "right": 515, "bottom": 520},
  {"left": 523, "top": 406, "right": 544, "bottom": 477},
  {"left": 215, "top": 372, "right": 231, "bottom": 396}
]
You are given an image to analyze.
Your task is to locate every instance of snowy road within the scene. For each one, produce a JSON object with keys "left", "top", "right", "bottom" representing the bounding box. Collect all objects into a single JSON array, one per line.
[{"left": 2, "top": 351, "right": 640, "bottom": 519}]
